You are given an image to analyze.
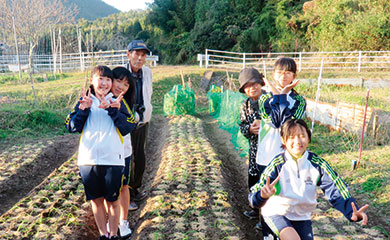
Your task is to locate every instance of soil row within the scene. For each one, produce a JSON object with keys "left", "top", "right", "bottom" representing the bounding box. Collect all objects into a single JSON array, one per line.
[{"left": 131, "top": 115, "right": 244, "bottom": 239}]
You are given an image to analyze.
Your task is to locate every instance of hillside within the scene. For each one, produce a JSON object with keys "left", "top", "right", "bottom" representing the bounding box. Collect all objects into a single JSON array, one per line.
[{"left": 65, "top": 0, "right": 120, "bottom": 20}]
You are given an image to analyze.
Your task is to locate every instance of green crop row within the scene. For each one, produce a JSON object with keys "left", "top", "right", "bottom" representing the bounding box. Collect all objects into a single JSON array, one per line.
[{"left": 0, "top": 156, "right": 89, "bottom": 239}]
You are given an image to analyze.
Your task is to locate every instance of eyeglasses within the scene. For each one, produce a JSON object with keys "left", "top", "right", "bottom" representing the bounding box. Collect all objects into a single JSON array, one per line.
[{"left": 274, "top": 70, "right": 294, "bottom": 76}]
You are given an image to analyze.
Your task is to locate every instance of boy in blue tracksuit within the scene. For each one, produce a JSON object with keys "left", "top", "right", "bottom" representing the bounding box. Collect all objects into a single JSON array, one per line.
[
  {"left": 65, "top": 65, "right": 136, "bottom": 240},
  {"left": 249, "top": 119, "right": 368, "bottom": 240}
]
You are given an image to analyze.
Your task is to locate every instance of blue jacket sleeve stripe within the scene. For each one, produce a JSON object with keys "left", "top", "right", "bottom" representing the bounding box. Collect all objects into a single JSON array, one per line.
[
  {"left": 251, "top": 154, "right": 284, "bottom": 193},
  {"left": 312, "top": 155, "right": 351, "bottom": 200},
  {"left": 258, "top": 93, "right": 272, "bottom": 123},
  {"left": 122, "top": 99, "right": 135, "bottom": 123},
  {"left": 292, "top": 95, "right": 306, "bottom": 119}
]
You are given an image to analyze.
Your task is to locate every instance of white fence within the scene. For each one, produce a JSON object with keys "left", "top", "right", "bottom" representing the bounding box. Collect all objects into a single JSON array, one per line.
[
  {"left": 199, "top": 49, "right": 390, "bottom": 72},
  {"left": 0, "top": 50, "right": 159, "bottom": 73}
]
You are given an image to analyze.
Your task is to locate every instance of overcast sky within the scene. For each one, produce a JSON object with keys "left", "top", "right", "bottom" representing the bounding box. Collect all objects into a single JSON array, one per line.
[{"left": 102, "top": 0, "right": 153, "bottom": 12}]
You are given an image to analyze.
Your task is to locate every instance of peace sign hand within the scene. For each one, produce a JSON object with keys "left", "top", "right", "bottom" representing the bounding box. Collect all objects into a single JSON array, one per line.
[
  {"left": 351, "top": 202, "right": 369, "bottom": 226},
  {"left": 96, "top": 94, "right": 110, "bottom": 109},
  {"left": 79, "top": 88, "right": 92, "bottom": 110},
  {"left": 109, "top": 92, "right": 124, "bottom": 110},
  {"left": 260, "top": 175, "right": 280, "bottom": 199}
]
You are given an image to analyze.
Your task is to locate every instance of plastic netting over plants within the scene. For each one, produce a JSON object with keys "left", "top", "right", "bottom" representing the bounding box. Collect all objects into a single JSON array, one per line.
[
  {"left": 207, "top": 86, "right": 249, "bottom": 157},
  {"left": 163, "top": 84, "right": 196, "bottom": 116},
  {"left": 206, "top": 85, "right": 223, "bottom": 117}
]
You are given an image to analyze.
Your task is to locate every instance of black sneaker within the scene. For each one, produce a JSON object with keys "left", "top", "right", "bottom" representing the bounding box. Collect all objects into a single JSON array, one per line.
[
  {"left": 133, "top": 191, "right": 148, "bottom": 202},
  {"left": 110, "top": 236, "right": 120, "bottom": 240},
  {"left": 243, "top": 209, "right": 259, "bottom": 220},
  {"left": 98, "top": 235, "right": 109, "bottom": 240},
  {"left": 255, "top": 221, "right": 263, "bottom": 231}
]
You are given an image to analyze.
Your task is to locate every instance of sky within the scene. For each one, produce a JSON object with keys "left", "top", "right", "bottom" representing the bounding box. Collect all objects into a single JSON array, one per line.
[{"left": 102, "top": 0, "right": 154, "bottom": 12}]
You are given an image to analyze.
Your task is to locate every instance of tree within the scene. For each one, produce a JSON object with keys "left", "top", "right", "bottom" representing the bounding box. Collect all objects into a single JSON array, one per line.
[{"left": 0, "top": 0, "right": 76, "bottom": 71}]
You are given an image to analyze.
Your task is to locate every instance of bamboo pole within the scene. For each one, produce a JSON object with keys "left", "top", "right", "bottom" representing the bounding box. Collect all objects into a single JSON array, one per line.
[{"left": 12, "top": 16, "right": 22, "bottom": 82}]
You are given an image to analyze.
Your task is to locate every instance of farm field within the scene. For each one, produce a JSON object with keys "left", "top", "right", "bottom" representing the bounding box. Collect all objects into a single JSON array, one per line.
[{"left": 0, "top": 66, "right": 389, "bottom": 239}]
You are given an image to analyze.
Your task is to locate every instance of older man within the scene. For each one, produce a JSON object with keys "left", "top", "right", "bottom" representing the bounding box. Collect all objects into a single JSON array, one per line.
[{"left": 125, "top": 40, "right": 153, "bottom": 211}]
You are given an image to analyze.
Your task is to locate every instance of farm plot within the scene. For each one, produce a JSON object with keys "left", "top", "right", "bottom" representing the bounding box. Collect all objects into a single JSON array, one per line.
[
  {"left": 132, "top": 115, "right": 243, "bottom": 240},
  {"left": 0, "top": 135, "right": 79, "bottom": 215},
  {"left": 0, "top": 114, "right": 388, "bottom": 239},
  {"left": 0, "top": 154, "right": 95, "bottom": 240}
]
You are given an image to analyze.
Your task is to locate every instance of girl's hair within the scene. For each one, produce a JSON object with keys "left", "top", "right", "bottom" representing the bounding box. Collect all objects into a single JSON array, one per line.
[
  {"left": 112, "top": 67, "right": 136, "bottom": 110},
  {"left": 280, "top": 119, "right": 311, "bottom": 149},
  {"left": 89, "top": 65, "right": 113, "bottom": 95},
  {"left": 274, "top": 57, "right": 297, "bottom": 74},
  {"left": 91, "top": 65, "right": 113, "bottom": 79}
]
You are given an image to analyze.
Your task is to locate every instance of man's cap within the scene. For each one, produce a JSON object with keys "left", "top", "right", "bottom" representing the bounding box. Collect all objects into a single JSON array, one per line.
[
  {"left": 127, "top": 40, "right": 150, "bottom": 54},
  {"left": 238, "top": 68, "right": 265, "bottom": 93}
]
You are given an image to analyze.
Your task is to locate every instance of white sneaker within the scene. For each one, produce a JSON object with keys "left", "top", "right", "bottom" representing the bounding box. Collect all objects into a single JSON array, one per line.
[{"left": 118, "top": 220, "right": 132, "bottom": 239}]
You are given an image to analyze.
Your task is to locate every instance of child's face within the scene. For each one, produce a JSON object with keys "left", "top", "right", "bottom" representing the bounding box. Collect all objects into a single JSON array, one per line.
[
  {"left": 273, "top": 69, "right": 296, "bottom": 89},
  {"left": 112, "top": 78, "right": 130, "bottom": 97},
  {"left": 243, "top": 82, "right": 262, "bottom": 100},
  {"left": 282, "top": 125, "right": 309, "bottom": 159},
  {"left": 91, "top": 74, "right": 112, "bottom": 97}
]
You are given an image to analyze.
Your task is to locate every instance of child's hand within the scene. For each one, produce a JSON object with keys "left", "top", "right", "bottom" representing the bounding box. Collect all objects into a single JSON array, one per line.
[
  {"left": 96, "top": 94, "right": 110, "bottom": 109},
  {"left": 79, "top": 88, "right": 92, "bottom": 110},
  {"left": 109, "top": 92, "right": 124, "bottom": 110},
  {"left": 250, "top": 119, "right": 261, "bottom": 135},
  {"left": 261, "top": 175, "right": 280, "bottom": 199},
  {"left": 280, "top": 79, "right": 300, "bottom": 94},
  {"left": 351, "top": 202, "right": 369, "bottom": 226},
  {"left": 263, "top": 78, "right": 280, "bottom": 95}
]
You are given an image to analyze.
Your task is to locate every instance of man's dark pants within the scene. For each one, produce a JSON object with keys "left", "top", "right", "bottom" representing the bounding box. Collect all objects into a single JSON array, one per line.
[{"left": 130, "top": 123, "right": 149, "bottom": 198}]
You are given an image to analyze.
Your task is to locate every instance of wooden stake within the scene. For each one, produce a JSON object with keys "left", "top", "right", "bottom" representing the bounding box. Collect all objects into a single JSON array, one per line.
[
  {"left": 372, "top": 112, "right": 378, "bottom": 140},
  {"left": 229, "top": 74, "right": 232, "bottom": 90},
  {"left": 180, "top": 70, "right": 185, "bottom": 88}
]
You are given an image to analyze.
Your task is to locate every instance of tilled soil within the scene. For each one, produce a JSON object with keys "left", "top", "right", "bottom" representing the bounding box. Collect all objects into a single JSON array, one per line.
[
  {"left": 0, "top": 134, "right": 79, "bottom": 215},
  {"left": 0, "top": 114, "right": 387, "bottom": 239}
]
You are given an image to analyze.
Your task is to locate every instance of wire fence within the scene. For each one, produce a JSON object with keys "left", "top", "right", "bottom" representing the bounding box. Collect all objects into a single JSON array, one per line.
[
  {"left": 0, "top": 50, "right": 159, "bottom": 74},
  {"left": 199, "top": 49, "right": 390, "bottom": 72}
]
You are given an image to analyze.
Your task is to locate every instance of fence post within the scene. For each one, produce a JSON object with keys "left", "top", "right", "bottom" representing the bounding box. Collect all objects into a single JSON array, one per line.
[
  {"left": 299, "top": 52, "right": 302, "bottom": 72},
  {"left": 358, "top": 50, "right": 362, "bottom": 72},
  {"left": 205, "top": 49, "right": 209, "bottom": 69},
  {"left": 243, "top": 52, "right": 246, "bottom": 69},
  {"left": 311, "top": 58, "right": 324, "bottom": 133}
]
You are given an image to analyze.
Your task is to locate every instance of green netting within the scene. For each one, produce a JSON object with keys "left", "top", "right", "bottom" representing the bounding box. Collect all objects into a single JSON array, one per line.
[
  {"left": 207, "top": 87, "right": 249, "bottom": 157},
  {"left": 163, "top": 83, "right": 196, "bottom": 116},
  {"left": 206, "top": 85, "right": 223, "bottom": 116}
]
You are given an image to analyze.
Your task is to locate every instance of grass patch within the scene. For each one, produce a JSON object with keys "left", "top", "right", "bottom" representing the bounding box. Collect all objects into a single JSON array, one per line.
[
  {"left": 295, "top": 82, "right": 390, "bottom": 111},
  {"left": 0, "top": 107, "right": 67, "bottom": 140}
]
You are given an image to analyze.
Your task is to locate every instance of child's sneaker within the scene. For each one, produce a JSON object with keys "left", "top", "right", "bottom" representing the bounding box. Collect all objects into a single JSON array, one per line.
[
  {"left": 98, "top": 235, "right": 109, "bottom": 240},
  {"left": 129, "top": 201, "right": 138, "bottom": 211},
  {"left": 109, "top": 236, "right": 120, "bottom": 240},
  {"left": 243, "top": 209, "right": 259, "bottom": 220},
  {"left": 118, "top": 219, "right": 132, "bottom": 239}
]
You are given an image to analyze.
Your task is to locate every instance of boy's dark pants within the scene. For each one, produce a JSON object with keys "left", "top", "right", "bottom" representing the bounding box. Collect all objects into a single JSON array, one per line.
[{"left": 130, "top": 123, "right": 149, "bottom": 198}]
